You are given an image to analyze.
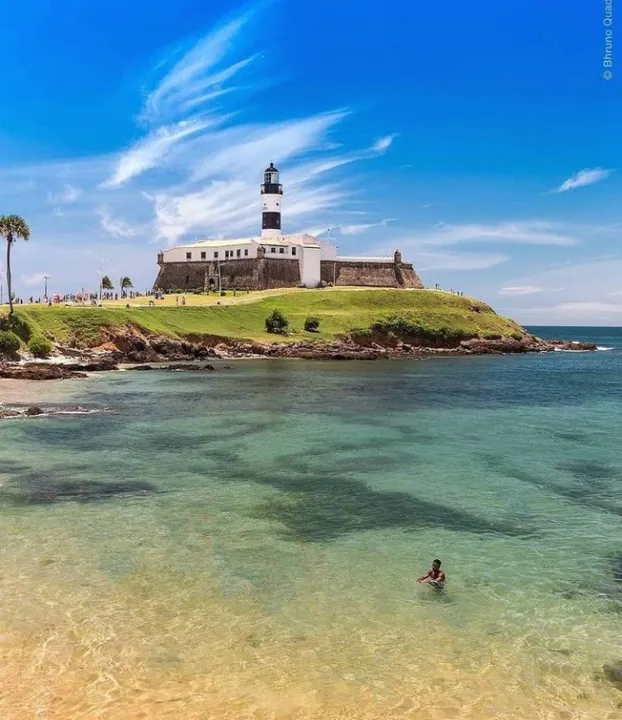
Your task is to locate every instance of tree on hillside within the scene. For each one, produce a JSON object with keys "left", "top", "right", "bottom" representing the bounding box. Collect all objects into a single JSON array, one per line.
[
  {"left": 101, "top": 275, "right": 114, "bottom": 290},
  {"left": 120, "top": 276, "right": 133, "bottom": 292},
  {"left": 0, "top": 215, "right": 31, "bottom": 315}
]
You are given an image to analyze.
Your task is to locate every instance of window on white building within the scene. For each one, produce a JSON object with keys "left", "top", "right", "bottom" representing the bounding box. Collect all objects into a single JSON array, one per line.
[
  {"left": 200, "top": 251, "right": 206, "bottom": 260},
  {"left": 291, "top": 247, "right": 296, "bottom": 256},
  {"left": 214, "top": 251, "right": 219, "bottom": 259},
  {"left": 186, "top": 252, "right": 192, "bottom": 260},
  {"left": 236, "top": 249, "right": 241, "bottom": 258},
  {"left": 279, "top": 247, "right": 285, "bottom": 254},
  {"left": 244, "top": 249, "right": 248, "bottom": 256},
  {"left": 270, "top": 247, "right": 276, "bottom": 253}
]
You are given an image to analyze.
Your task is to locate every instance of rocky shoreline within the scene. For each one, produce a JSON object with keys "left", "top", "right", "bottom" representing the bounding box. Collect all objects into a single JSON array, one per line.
[{"left": 0, "top": 329, "right": 598, "bottom": 381}]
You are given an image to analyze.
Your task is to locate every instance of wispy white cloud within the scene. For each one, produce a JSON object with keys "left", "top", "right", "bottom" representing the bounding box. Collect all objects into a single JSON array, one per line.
[
  {"left": 104, "top": 117, "right": 222, "bottom": 187},
  {"left": 498, "top": 285, "right": 542, "bottom": 296},
  {"left": 372, "top": 134, "right": 397, "bottom": 152},
  {"left": 411, "top": 221, "right": 580, "bottom": 247},
  {"left": 189, "top": 110, "right": 351, "bottom": 182},
  {"left": 550, "top": 301, "right": 622, "bottom": 315},
  {"left": 552, "top": 167, "right": 614, "bottom": 193},
  {"left": 491, "top": 258, "right": 622, "bottom": 324},
  {"left": 339, "top": 218, "right": 393, "bottom": 235},
  {"left": 21, "top": 272, "right": 50, "bottom": 287},
  {"left": 301, "top": 217, "right": 392, "bottom": 238},
  {"left": 98, "top": 208, "right": 144, "bottom": 239},
  {"left": 412, "top": 251, "right": 509, "bottom": 271},
  {"left": 47, "top": 184, "right": 82, "bottom": 205},
  {"left": 141, "top": 15, "right": 253, "bottom": 123},
  {"left": 151, "top": 180, "right": 257, "bottom": 243}
]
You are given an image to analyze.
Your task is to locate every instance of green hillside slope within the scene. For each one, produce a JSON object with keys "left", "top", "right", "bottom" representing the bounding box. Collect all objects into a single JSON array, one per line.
[{"left": 14, "top": 288, "right": 524, "bottom": 346}]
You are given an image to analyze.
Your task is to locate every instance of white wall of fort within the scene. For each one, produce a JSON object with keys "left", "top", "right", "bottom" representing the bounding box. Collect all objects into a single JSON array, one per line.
[
  {"left": 162, "top": 242, "right": 258, "bottom": 263},
  {"left": 299, "top": 246, "right": 322, "bottom": 287}
]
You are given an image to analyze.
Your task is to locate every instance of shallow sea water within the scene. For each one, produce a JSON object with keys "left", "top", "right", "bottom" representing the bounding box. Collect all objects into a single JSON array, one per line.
[{"left": 1, "top": 327, "right": 622, "bottom": 719}]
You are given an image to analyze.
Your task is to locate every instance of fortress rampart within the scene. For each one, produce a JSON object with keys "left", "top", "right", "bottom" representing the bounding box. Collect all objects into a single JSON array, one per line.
[{"left": 154, "top": 255, "right": 423, "bottom": 291}]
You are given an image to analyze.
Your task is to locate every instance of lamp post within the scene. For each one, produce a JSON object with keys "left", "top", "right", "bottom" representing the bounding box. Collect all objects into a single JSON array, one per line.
[{"left": 43, "top": 275, "right": 50, "bottom": 299}]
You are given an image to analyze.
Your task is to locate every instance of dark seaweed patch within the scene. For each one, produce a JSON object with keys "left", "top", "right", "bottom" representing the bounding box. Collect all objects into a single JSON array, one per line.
[
  {"left": 242, "top": 467, "right": 534, "bottom": 542},
  {"left": 1, "top": 478, "right": 158, "bottom": 505},
  {"left": 551, "top": 431, "right": 591, "bottom": 443},
  {"left": 480, "top": 453, "right": 622, "bottom": 518},
  {"left": 557, "top": 460, "right": 617, "bottom": 482}
]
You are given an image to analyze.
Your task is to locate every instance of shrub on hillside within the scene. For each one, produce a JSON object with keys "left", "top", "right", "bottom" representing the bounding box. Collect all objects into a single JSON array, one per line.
[
  {"left": 0, "top": 313, "right": 31, "bottom": 341},
  {"left": 362, "top": 316, "right": 476, "bottom": 346},
  {"left": 28, "top": 336, "right": 53, "bottom": 358},
  {"left": 510, "top": 331, "right": 524, "bottom": 341},
  {"left": 265, "top": 309, "right": 289, "bottom": 335},
  {"left": 304, "top": 316, "right": 320, "bottom": 332},
  {"left": 0, "top": 330, "right": 21, "bottom": 356},
  {"left": 370, "top": 317, "right": 474, "bottom": 342},
  {"left": 220, "top": 290, "right": 226, "bottom": 296},
  {"left": 482, "top": 332, "right": 502, "bottom": 340}
]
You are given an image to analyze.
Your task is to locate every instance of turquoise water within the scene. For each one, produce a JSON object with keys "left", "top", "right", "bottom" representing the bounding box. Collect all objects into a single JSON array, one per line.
[{"left": 1, "top": 332, "right": 622, "bottom": 718}]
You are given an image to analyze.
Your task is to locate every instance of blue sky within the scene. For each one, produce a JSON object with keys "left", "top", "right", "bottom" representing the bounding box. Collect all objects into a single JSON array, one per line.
[{"left": 0, "top": 0, "right": 620, "bottom": 323}]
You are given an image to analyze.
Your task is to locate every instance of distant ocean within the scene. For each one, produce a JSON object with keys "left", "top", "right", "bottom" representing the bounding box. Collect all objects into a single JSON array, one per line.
[
  {"left": 1, "top": 326, "right": 621, "bottom": 718},
  {"left": 527, "top": 325, "right": 622, "bottom": 351}
]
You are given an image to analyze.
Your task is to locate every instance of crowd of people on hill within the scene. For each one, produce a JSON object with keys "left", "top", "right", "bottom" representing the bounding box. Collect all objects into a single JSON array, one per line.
[
  {"left": 431, "top": 283, "right": 464, "bottom": 296},
  {"left": 8, "top": 289, "right": 155, "bottom": 306}
]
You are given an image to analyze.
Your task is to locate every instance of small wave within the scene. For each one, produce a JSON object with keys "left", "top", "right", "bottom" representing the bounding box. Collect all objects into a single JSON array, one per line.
[
  {"left": 596, "top": 346, "right": 615, "bottom": 351},
  {"left": 1, "top": 406, "right": 109, "bottom": 419},
  {"left": 553, "top": 348, "right": 591, "bottom": 353},
  {"left": 50, "top": 409, "right": 104, "bottom": 415}
]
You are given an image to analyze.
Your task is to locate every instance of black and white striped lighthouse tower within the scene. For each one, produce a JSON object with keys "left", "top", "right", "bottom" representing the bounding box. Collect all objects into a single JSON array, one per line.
[{"left": 260, "top": 162, "right": 283, "bottom": 238}]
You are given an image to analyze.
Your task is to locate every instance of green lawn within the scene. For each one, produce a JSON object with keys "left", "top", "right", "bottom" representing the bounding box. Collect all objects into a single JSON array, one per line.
[{"left": 13, "top": 288, "right": 524, "bottom": 346}]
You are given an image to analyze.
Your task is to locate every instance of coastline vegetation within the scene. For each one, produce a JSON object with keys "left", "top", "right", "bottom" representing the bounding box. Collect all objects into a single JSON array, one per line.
[
  {"left": 0, "top": 330, "right": 21, "bottom": 357},
  {"left": 27, "top": 335, "right": 53, "bottom": 358}
]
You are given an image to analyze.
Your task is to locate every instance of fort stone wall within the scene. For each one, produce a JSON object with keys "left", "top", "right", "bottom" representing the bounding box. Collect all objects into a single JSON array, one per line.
[
  {"left": 154, "top": 255, "right": 423, "bottom": 291},
  {"left": 154, "top": 258, "right": 301, "bottom": 291},
  {"left": 319, "top": 260, "right": 423, "bottom": 288}
]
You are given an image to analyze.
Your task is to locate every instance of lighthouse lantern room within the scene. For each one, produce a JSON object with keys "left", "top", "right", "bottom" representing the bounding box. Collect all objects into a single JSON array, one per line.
[{"left": 260, "top": 162, "right": 283, "bottom": 238}]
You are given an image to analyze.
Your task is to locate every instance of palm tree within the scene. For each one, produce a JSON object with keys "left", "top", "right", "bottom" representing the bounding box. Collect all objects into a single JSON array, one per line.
[
  {"left": 120, "top": 276, "right": 133, "bottom": 294},
  {"left": 101, "top": 275, "right": 114, "bottom": 290},
  {"left": 0, "top": 215, "right": 30, "bottom": 315}
]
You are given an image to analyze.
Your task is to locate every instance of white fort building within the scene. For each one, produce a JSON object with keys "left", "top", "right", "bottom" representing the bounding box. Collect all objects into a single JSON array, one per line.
[{"left": 154, "top": 163, "right": 422, "bottom": 291}]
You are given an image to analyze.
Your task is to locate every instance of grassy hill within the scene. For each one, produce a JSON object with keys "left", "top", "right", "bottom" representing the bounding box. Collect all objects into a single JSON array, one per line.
[{"left": 13, "top": 288, "right": 524, "bottom": 346}]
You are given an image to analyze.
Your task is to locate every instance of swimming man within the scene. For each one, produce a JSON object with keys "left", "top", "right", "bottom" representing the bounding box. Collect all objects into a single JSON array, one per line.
[{"left": 417, "top": 559, "right": 445, "bottom": 588}]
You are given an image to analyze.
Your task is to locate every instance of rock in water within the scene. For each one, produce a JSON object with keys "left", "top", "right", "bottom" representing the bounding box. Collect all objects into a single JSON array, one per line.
[
  {"left": 603, "top": 661, "right": 622, "bottom": 690},
  {"left": 24, "top": 406, "right": 45, "bottom": 416},
  {"left": 0, "top": 409, "right": 21, "bottom": 418}
]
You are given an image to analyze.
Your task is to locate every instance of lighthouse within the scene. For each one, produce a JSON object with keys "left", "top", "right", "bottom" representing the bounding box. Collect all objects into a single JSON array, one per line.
[{"left": 260, "top": 162, "right": 283, "bottom": 237}]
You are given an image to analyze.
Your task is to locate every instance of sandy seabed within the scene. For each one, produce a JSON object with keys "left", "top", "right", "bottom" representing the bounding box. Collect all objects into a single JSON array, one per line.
[{"left": 1, "top": 512, "right": 621, "bottom": 720}]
